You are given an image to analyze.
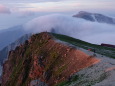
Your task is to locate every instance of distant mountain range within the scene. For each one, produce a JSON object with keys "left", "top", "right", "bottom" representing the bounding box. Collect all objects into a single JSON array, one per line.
[
  {"left": 0, "top": 25, "right": 26, "bottom": 50},
  {"left": 73, "top": 11, "right": 115, "bottom": 25}
]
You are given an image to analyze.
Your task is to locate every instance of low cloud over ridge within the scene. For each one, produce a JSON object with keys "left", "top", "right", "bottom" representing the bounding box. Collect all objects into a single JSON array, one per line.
[{"left": 24, "top": 14, "right": 115, "bottom": 45}]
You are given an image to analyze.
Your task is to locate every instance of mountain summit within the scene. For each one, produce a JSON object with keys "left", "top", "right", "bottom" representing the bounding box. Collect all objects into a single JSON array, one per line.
[
  {"left": 73, "top": 11, "right": 115, "bottom": 24},
  {"left": 1, "top": 32, "right": 99, "bottom": 86}
]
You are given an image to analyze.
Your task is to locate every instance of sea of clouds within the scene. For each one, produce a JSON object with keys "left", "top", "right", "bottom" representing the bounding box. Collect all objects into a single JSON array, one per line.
[{"left": 23, "top": 14, "right": 115, "bottom": 45}]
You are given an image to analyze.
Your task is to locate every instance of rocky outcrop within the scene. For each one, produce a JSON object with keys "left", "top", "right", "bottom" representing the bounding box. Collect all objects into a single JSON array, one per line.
[
  {"left": 1, "top": 32, "right": 99, "bottom": 86},
  {"left": 73, "top": 11, "right": 115, "bottom": 25}
]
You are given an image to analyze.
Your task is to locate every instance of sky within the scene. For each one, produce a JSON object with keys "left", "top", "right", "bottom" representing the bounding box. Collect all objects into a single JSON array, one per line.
[{"left": 0, "top": 0, "right": 115, "bottom": 30}]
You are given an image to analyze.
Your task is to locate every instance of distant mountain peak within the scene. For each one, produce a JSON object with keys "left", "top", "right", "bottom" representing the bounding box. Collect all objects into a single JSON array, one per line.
[
  {"left": 77, "top": 11, "right": 92, "bottom": 15},
  {"left": 73, "top": 11, "right": 115, "bottom": 24}
]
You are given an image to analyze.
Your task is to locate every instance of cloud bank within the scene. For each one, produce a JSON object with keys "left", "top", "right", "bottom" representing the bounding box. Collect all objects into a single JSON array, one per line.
[
  {"left": 0, "top": 4, "right": 11, "bottom": 14},
  {"left": 24, "top": 14, "right": 115, "bottom": 45}
]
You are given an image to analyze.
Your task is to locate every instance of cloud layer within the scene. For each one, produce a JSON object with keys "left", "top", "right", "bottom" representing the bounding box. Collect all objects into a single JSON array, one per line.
[
  {"left": 24, "top": 14, "right": 115, "bottom": 45},
  {"left": 0, "top": 4, "right": 11, "bottom": 14}
]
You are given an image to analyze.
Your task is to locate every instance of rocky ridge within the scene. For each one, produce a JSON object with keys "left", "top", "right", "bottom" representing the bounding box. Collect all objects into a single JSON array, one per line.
[
  {"left": 1, "top": 32, "right": 99, "bottom": 86},
  {"left": 73, "top": 11, "right": 115, "bottom": 25}
]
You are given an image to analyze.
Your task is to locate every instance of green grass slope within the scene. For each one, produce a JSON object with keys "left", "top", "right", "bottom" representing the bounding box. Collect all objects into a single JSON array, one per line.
[{"left": 52, "top": 33, "right": 115, "bottom": 58}]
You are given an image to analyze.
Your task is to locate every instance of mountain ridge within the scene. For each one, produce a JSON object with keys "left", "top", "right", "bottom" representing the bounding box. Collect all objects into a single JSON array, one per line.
[
  {"left": 73, "top": 11, "right": 115, "bottom": 25},
  {"left": 1, "top": 32, "right": 99, "bottom": 86}
]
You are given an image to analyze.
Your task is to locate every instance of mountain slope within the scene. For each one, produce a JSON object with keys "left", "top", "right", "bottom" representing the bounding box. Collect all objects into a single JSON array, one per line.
[
  {"left": 73, "top": 11, "right": 115, "bottom": 25},
  {"left": 2, "top": 32, "right": 99, "bottom": 86},
  {"left": 1, "top": 32, "right": 115, "bottom": 86},
  {"left": 0, "top": 34, "right": 31, "bottom": 84},
  {"left": 53, "top": 33, "right": 115, "bottom": 59}
]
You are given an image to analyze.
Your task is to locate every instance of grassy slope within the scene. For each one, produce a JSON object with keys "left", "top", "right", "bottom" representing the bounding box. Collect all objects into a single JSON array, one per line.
[{"left": 52, "top": 33, "right": 115, "bottom": 59}]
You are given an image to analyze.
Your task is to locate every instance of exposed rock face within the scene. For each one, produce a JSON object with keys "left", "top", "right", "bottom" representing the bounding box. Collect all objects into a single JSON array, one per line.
[
  {"left": 1, "top": 32, "right": 99, "bottom": 86},
  {"left": 0, "top": 34, "right": 31, "bottom": 85},
  {"left": 73, "top": 11, "right": 115, "bottom": 25}
]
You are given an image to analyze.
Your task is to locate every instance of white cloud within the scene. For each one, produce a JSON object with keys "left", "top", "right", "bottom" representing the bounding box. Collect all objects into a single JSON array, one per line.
[
  {"left": 24, "top": 14, "right": 115, "bottom": 45},
  {"left": 0, "top": 4, "right": 11, "bottom": 14}
]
